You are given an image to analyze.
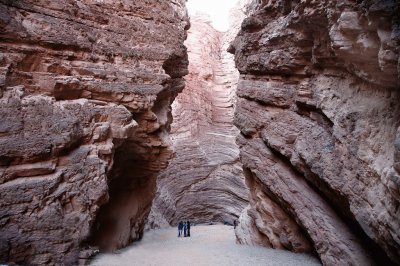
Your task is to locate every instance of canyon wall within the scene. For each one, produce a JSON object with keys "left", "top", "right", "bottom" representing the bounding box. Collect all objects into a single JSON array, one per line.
[
  {"left": 147, "top": 9, "right": 249, "bottom": 228},
  {"left": 230, "top": 0, "right": 400, "bottom": 265},
  {"left": 0, "top": 0, "right": 188, "bottom": 265}
]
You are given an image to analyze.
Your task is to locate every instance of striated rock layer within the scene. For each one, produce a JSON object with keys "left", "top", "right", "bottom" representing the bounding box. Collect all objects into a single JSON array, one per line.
[
  {"left": 147, "top": 9, "right": 249, "bottom": 228},
  {"left": 0, "top": 1, "right": 188, "bottom": 265},
  {"left": 230, "top": 0, "right": 400, "bottom": 265}
]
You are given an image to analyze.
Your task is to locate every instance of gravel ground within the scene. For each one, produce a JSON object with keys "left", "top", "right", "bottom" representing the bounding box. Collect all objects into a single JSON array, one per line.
[{"left": 90, "top": 224, "right": 321, "bottom": 266}]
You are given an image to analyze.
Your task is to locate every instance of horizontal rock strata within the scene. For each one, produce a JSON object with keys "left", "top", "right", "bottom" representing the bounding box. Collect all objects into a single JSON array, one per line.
[
  {"left": 231, "top": 0, "right": 400, "bottom": 265},
  {"left": 147, "top": 11, "right": 249, "bottom": 228},
  {"left": 0, "top": 1, "right": 188, "bottom": 265}
]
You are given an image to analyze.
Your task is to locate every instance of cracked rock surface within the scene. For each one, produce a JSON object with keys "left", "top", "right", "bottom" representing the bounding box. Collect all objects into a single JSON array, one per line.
[
  {"left": 0, "top": 1, "right": 188, "bottom": 264},
  {"left": 230, "top": 0, "right": 400, "bottom": 265}
]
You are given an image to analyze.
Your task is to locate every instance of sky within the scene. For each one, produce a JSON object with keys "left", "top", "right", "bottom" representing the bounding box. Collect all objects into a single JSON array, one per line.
[{"left": 186, "top": 0, "right": 239, "bottom": 32}]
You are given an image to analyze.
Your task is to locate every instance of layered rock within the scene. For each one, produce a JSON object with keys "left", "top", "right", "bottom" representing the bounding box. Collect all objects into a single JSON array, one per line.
[
  {"left": 0, "top": 1, "right": 188, "bottom": 265},
  {"left": 147, "top": 9, "right": 249, "bottom": 228},
  {"left": 230, "top": 0, "right": 400, "bottom": 265}
]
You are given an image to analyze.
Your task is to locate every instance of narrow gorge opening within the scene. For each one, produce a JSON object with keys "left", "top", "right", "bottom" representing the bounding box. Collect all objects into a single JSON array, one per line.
[
  {"left": 87, "top": 2, "right": 257, "bottom": 261},
  {"left": 1, "top": 0, "right": 399, "bottom": 265},
  {"left": 147, "top": 0, "right": 250, "bottom": 229}
]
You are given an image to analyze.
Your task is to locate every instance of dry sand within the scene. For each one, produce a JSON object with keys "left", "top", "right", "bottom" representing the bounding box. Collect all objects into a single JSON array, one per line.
[{"left": 90, "top": 224, "right": 321, "bottom": 266}]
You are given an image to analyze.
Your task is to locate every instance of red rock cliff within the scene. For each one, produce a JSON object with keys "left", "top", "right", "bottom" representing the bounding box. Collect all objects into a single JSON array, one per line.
[
  {"left": 0, "top": 1, "right": 188, "bottom": 264},
  {"left": 230, "top": 0, "right": 400, "bottom": 265}
]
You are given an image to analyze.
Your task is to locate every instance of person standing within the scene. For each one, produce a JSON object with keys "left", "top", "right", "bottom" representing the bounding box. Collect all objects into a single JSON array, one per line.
[
  {"left": 187, "top": 221, "right": 191, "bottom": 237},
  {"left": 178, "top": 221, "right": 183, "bottom": 237},
  {"left": 183, "top": 221, "right": 187, "bottom": 237},
  {"left": 233, "top": 220, "right": 237, "bottom": 229}
]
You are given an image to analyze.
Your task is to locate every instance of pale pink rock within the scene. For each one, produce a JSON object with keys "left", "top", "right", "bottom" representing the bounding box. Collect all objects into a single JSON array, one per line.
[{"left": 147, "top": 8, "right": 249, "bottom": 228}]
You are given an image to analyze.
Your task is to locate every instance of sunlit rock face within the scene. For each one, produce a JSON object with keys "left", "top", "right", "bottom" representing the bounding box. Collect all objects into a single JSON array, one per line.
[
  {"left": 230, "top": 0, "right": 400, "bottom": 265},
  {"left": 147, "top": 8, "right": 249, "bottom": 228},
  {"left": 0, "top": 1, "right": 188, "bottom": 264}
]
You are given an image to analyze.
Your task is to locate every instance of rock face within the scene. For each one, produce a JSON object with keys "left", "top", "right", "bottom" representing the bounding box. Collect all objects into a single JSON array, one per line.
[
  {"left": 230, "top": 0, "right": 400, "bottom": 265},
  {"left": 147, "top": 10, "right": 249, "bottom": 228},
  {"left": 0, "top": 1, "right": 188, "bottom": 265}
]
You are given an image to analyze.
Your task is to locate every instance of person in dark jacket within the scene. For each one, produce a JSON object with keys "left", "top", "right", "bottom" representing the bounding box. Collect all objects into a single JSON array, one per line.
[
  {"left": 186, "top": 221, "right": 191, "bottom": 237},
  {"left": 183, "top": 222, "right": 187, "bottom": 237},
  {"left": 178, "top": 221, "right": 183, "bottom": 237}
]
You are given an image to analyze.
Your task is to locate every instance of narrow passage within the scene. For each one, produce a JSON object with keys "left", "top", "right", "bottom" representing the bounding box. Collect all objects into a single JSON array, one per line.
[{"left": 91, "top": 224, "right": 321, "bottom": 266}]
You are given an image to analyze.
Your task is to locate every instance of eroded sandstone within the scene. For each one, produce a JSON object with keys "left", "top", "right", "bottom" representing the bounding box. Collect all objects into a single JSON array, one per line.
[
  {"left": 0, "top": 1, "right": 188, "bottom": 264},
  {"left": 231, "top": 0, "right": 400, "bottom": 265},
  {"left": 147, "top": 8, "right": 249, "bottom": 228}
]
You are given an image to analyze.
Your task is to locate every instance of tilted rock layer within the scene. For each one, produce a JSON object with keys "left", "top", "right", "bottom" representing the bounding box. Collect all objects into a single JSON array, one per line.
[
  {"left": 230, "top": 0, "right": 400, "bottom": 265},
  {"left": 147, "top": 11, "right": 249, "bottom": 228},
  {"left": 0, "top": 1, "right": 188, "bottom": 265}
]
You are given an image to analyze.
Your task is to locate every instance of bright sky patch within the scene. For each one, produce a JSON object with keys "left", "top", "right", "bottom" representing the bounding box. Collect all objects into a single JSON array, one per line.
[{"left": 186, "top": 0, "right": 239, "bottom": 32}]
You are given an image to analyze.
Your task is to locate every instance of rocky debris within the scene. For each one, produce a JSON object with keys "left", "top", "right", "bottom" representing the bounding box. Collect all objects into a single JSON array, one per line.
[
  {"left": 230, "top": 0, "right": 400, "bottom": 265},
  {"left": 0, "top": 0, "right": 188, "bottom": 265},
  {"left": 147, "top": 8, "right": 249, "bottom": 229}
]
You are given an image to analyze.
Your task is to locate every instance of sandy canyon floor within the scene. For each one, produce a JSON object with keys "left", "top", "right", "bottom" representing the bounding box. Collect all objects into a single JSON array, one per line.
[{"left": 90, "top": 224, "right": 321, "bottom": 266}]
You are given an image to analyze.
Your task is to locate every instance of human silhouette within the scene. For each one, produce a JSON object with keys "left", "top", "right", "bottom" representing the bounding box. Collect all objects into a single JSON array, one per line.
[
  {"left": 187, "top": 221, "right": 191, "bottom": 237},
  {"left": 178, "top": 221, "right": 183, "bottom": 237},
  {"left": 183, "top": 221, "right": 187, "bottom": 237}
]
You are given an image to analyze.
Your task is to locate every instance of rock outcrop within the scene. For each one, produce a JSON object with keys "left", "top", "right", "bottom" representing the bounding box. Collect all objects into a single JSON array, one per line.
[
  {"left": 147, "top": 9, "right": 249, "bottom": 228},
  {"left": 230, "top": 0, "right": 400, "bottom": 265},
  {"left": 0, "top": 1, "right": 188, "bottom": 265}
]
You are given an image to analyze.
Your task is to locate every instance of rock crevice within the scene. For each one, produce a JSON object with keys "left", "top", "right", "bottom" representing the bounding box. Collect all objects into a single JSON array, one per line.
[{"left": 147, "top": 7, "right": 250, "bottom": 228}]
